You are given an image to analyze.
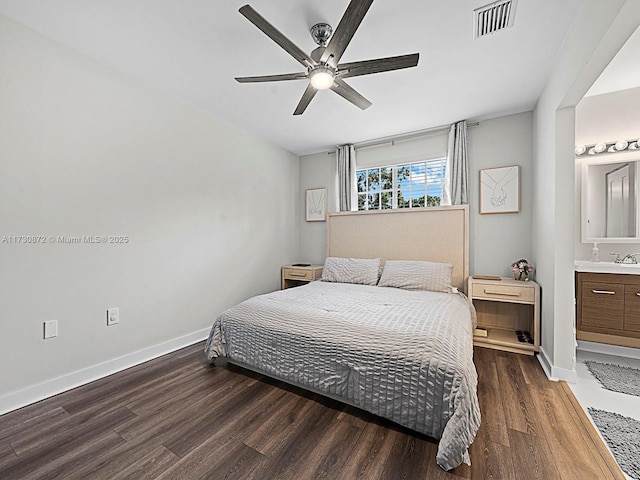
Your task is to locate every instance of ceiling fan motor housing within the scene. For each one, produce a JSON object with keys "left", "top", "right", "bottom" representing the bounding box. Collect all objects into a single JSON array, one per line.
[{"left": 311, "top": 23, "right": 332, "bottom": 46}]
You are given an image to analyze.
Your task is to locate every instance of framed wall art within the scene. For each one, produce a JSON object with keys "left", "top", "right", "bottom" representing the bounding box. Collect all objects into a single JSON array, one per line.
[
  {"left": 479, "top": 165, "right": 520, "bottom": 214},
  {"left": 306, "top": 187, "right": 327, "bottom": 222}
]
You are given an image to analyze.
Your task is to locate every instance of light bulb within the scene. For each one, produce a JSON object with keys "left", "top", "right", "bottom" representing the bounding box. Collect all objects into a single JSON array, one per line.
[
  {"left": 614, "top": 140, "right": 628, "bottom": 151},
  {"left": 309, "top": 67, "right": 334, "bottom": 90}
]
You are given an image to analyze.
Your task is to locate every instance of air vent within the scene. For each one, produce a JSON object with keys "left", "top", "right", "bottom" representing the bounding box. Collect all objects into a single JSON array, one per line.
[{"left": 474, "top": 0, "right": 517, "bottom": 39}]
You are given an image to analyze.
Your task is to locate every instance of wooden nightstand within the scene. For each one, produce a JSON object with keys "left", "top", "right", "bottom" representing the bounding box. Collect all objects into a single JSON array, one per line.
[
  {"left": 468, "top": 276, "right": 540, "bottom": 355},
  {"left": 281, "top": 264, "right": 323, "bottom": 290}
]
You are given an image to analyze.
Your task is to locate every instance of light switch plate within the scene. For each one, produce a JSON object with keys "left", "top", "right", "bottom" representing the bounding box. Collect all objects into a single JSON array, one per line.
[
  {"left": 44, "top": 319, "right": 58, "bottom": 339},
  {"left": 107, "top": 308, "right": 119, "bottom": 326}
]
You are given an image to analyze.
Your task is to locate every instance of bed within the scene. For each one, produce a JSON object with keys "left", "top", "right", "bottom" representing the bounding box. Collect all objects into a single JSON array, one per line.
[{"left": 204, "top": 206, "right": 480, "bottom": 470}]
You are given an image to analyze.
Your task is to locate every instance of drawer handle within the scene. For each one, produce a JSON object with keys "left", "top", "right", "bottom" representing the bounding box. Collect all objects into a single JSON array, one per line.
[
  {"left": 592, "top": 289, "right": 616, "bottom": 295},
  {"left": 483, "top": 289, "right": 521, "bottom": 297},
  {"left": 636, "top": 292, "right": 640, "bottom": 297},
  {"left": 289, "top": 273, "right": 307, "bottom": 277}
]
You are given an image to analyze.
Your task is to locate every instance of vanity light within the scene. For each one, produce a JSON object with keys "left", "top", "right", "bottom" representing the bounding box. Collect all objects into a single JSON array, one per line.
[
  {"left": 614, "top": 140, "right": 629, "bottom": 151},
  {"left": 594, "top": 143, "right": 607, "bottom": 154},
  {"left": 576, "top": 139, "right": 639, "bottom": 156}
]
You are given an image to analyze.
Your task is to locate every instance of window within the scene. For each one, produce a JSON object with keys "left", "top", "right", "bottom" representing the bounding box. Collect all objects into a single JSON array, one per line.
[{"left": 356, "top": 159, "right": 446, "bottom": 211}]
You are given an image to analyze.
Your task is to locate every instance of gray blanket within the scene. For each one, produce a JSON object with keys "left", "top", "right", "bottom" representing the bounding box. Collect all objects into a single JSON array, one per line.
[{"left": 205, "top": 281, "right": 480, "bottom": 470}]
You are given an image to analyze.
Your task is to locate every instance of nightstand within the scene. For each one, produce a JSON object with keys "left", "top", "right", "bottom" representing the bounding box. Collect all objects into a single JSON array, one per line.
[
  {"left": 281, "top": 264, "right": 323, "bottom": 290},
  {"left": 468, "top": 276, "right": 540, "bottom": 355}
]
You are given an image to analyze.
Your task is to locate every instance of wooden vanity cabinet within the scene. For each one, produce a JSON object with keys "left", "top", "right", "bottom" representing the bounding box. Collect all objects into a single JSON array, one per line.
[
  {"left": 624, "top": 284, "right": 640, "bottom": 333},
  {"left": 580, "top": 280, "right": 624, "bottom": 330},
  {"left": 576, "top": 272, "right": 640, "bottom": 348}
]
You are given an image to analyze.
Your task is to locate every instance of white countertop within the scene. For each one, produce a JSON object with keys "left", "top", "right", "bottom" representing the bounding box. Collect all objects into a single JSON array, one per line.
[{"left": 574, "top": 260, "right": 640, "bottom": 274}]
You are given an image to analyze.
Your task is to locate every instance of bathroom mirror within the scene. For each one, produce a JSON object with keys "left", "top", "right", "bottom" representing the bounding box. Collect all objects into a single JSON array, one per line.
[{"left": 581, "top": 153, "right": 640, "bottom": 243}]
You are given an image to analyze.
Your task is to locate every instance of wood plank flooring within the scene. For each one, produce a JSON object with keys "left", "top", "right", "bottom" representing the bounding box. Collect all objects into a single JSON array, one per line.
[{"left": 0, "top": 343, "right": 625, "bottom": 480}]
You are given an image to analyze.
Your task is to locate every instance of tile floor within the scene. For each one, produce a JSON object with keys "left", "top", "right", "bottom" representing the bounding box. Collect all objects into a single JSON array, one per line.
[{"left": 569, "top": 348, "right": 640, "bottom": 480}]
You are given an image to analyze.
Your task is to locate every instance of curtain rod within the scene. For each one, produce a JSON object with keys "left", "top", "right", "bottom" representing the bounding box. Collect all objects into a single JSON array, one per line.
[{"left": 327, "top": 121, "right": 480, "bottom": 154}]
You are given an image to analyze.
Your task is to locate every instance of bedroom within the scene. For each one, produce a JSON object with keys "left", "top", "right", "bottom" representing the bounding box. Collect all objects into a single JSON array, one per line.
[{"left": 1, "top": 0, "right": 639, "bottom": 478}]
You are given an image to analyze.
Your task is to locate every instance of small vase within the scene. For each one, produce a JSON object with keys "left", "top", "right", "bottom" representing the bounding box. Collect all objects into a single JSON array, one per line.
[{"left": 514, "top": 271, "right": 528, "bottom": 281}]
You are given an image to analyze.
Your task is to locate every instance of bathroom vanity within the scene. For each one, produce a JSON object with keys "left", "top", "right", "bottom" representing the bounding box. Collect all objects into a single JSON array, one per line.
[
  {"left": 575, "top": 148, "right": 640, "bottom": 347},
  {"left": 575, "top": 267, "right": 640, "bottom": 348},
  {"left": 575, "top": 150, "right": 640, "bottom": 347}
]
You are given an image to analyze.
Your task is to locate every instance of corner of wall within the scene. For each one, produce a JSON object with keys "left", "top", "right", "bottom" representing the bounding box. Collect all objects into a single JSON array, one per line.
[{"left": 538, "top": 346, "right": 577, "bottom": 383}]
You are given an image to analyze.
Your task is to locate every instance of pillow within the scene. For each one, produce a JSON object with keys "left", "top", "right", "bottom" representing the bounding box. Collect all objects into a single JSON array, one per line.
[
  {"left": 378, "top": 260, "right": 453, "bottom": 292},
  {"left": 322, "top": 257, "right": 381, "bottom": 286}
]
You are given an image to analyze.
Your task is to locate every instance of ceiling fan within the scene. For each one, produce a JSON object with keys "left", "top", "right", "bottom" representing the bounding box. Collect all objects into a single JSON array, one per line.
[{"left": 235, "top": 0, "right": 420, "bottom": 115}]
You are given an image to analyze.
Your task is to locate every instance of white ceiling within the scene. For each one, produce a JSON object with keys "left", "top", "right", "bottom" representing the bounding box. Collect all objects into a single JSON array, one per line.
[
  {"left": 0, "top": 0, "right": 584, "bottom": 156},
  {"left": 586, "top": 24, "right": 640, "bottom": 97},
  {"left": 576, "top": 24, "right": 640, "bottom": 145}
]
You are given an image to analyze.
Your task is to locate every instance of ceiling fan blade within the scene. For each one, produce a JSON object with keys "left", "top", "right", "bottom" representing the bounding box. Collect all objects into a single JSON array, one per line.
[
  {"left": 235, "top": 72, "right": 308, "bottom": 83},
  {"left": 330, "top": 77, "right": 372, "bottom": 110},
  {"left": 337, "top": 53, "right": 419, "bottom": 79},
  {"left": 321, "top": 0, "right": 374, "bottom": 67},
  {"left": 293, "top": 84, "right": 319, "bottom": 115},
  {"left": 239, "top": 5, "right": 315, "bottom": 68}
]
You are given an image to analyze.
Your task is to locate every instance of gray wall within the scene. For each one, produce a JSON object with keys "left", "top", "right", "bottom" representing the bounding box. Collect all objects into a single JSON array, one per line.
[
  {"left": 577, "top": 86, "right": 640, "bottom": 145},
  {"left": 0, "top": 15, "right": 299, "bottom": 410},
  {"left": 298, "top": 112, "right": 534, "bottom": 279},
  {"left": 298, "top": 152, "right": 336, "bottom": 264},
  {"left": 468, "top": 113, "right": 533, "bottom": 277}
]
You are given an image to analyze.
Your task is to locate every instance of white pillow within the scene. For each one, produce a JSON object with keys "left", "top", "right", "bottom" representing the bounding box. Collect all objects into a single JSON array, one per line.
[
  {"left": 322, "top": 257, "right": 381, "bottom": 286},
  {"left": 378, "top": 260, "right": 453, "bottom": 292}
]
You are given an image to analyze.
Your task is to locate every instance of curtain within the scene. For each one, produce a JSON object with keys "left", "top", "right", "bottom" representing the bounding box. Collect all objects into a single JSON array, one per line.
[
  {"left": 442, "top": 120, "right": 469, "bottom": 205},
  {"left": 336, "top": 144, "right": 356, "bottom": 212}
]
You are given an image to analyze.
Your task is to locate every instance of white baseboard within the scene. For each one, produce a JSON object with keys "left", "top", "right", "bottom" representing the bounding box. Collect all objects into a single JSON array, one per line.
[
  {"left": 0, "top": 328, "right": 210, "bottom": 416},
  {"left": 537, "top": 346, "right": 578, "bottom": 383},
  {"left": 537, "top": 347, "right": 554, "bottom": 379},
  {"left": 577, "top": 340, "right": 640, "bottom": 360}
]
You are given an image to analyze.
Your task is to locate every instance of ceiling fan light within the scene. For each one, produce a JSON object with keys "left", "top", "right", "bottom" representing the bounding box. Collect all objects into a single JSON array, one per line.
[{"left": 309, "top": 67, "right": 334, "bottom": 90}]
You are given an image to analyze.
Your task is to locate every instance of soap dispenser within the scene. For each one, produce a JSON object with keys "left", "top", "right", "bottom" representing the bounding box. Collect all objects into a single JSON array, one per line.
[{"left": 591, "top": 242, "right": 599, "bottom": 262}]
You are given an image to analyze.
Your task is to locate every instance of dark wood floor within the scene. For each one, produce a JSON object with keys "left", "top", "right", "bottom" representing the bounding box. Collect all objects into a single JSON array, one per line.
[{"left": 0, "top": 343, "right": 625, "bottom": 480}]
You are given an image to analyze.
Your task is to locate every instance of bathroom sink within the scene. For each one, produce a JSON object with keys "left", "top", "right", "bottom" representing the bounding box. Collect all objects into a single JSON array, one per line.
[{"left": 574, "top": 260, "right": 640, "bottom": 274}]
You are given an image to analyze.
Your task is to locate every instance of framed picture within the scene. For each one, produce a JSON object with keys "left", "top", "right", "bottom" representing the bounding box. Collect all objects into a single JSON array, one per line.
[
  {"left": 480, "top": 165, "right": 520, "bottom": 214},
  {"left": 306, "top": 187, "right": 327, "bottom": 222}
]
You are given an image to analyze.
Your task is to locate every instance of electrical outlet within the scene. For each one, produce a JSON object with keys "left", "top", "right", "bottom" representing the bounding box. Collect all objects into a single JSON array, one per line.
[
  {"left": 43, "top": 319, "right": 58, "bottom": 339},
  {"left": 107, "top": 308, "right": 119, "bottom": 326}
]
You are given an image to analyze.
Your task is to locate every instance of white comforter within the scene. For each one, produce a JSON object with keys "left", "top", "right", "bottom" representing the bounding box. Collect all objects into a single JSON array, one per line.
[{"left": 205, "top": 281, "right": 480, "bottom": 470}]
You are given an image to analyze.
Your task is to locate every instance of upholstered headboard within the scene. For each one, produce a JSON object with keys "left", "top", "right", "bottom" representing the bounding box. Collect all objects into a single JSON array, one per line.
[{"left": 327, "top": 206, "right": 469, "bottom": 291}]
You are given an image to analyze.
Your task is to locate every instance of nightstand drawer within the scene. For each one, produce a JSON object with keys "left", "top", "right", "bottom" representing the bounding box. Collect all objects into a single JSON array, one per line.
[
  {"left": 281, "top": 264, "right": 323, "bottom": 290},
  {"left": 471, "top": 283, "right": 534, "bottom": 302},
  {"left": 282, "top": 268, "right": 314, "bottom": 281}
]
